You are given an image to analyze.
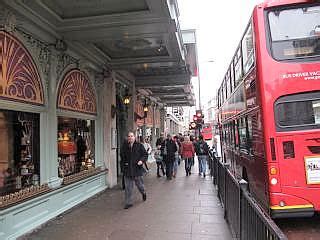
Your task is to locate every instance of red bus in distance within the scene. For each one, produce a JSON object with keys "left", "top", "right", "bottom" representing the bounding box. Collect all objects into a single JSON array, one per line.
[
  {"left": 216, "top": 0, "right": 320, "bottom": 218},
  {"left": 201, "top": 123, "right": 213, "bottom": 141}
]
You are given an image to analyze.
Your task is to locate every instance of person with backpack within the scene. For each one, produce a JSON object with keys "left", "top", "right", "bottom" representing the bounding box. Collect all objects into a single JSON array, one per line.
[{"left": 195, "top": 135, "right": 209, "bottom": 177}]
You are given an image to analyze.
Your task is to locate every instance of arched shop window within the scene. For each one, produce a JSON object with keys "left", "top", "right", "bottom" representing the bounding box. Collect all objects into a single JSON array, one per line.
[
  {"left": 0, "top": 31, "right": 44, "bottom": 200},
  {"left": 57, "top": 69, "right": 97, "bottom": 179}
]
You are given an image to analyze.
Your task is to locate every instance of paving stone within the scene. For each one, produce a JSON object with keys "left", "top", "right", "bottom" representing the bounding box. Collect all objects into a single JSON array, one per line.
[{"left": 19, "top": 162, "right": 232, "bottom": 240}]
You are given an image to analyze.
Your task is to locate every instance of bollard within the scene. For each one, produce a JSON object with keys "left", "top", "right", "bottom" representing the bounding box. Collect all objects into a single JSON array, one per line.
[{"left": 239, "top": 179, "right": 248, "bottom": 240}]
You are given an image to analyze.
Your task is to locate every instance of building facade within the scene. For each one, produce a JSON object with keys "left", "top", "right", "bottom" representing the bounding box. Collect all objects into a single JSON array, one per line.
[{"left": 0, "top": 1, "right": 197, "bottom": 239}]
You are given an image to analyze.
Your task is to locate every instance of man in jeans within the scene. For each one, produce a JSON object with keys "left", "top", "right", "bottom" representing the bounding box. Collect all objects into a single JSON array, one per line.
[{"left": 195, "top": 135, "right": 209, "bottom": 177}]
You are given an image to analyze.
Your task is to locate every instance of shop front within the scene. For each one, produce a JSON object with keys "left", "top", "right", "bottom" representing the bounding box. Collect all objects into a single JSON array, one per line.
[
  {"left": 0, "top": 31, "right": 107, "bottom": 239},
  {"left": 134, "top": 100, "right": 162, "bottom": 147},
  {"left": 0, "top": 31, "right": 48, "bottom": 207}
]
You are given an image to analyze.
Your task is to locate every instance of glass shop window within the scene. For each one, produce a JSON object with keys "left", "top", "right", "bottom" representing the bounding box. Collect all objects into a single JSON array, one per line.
[
  {"left": 57, "top": 117, "right": 95, "bottom": 178},
  {"left": 0, "top": 110, "right": 40, "bottom": 196}
]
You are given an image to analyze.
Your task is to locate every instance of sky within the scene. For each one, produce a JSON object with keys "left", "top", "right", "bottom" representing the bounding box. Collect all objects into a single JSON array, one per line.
[{"left": 178, "top": 0, "right": 263, "bottom": 107}]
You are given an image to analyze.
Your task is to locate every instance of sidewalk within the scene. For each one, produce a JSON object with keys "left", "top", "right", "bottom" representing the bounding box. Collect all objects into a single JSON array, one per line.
[{"left": 19, "top": 162, "right": 233, "bottom": 240}]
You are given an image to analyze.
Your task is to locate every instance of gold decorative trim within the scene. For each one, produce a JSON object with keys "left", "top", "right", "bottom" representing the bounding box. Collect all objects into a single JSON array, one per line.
[
  {"left": 0, "top": 184, "right": 50, "bottom": 209},
  {"left": 57, "top": 69, "right": 97, "bottom": 114},
  {"left": 62, "top": 167, "right": 106, "bottom": 185},
  {"left": 0, "top": 31, "right": 44, "bottom": 105}
]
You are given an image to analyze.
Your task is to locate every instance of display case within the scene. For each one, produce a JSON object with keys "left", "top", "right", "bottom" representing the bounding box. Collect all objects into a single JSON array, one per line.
[
  {"left": 57, "top": 132, "right": 77, "bottom": 177},
  {"left": 0, "top": 110, "right": 40, "bottom": 196},
  {"left": 57, "top": 117, "right": 95, "bottom": 178},
  {"left": 16, "top": 118, "right": 39, "bottom": 190}
]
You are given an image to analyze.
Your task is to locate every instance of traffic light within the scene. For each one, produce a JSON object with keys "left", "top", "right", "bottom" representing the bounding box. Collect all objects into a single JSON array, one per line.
[
  {"left": 193, "top": 115, "right": 198, "bottom": 122},
  {"left": 196, "top": 110, "right": 202, "bottom": 118},
  {"left": 195, "top": 110, "right": 204, "bottom": 124}
]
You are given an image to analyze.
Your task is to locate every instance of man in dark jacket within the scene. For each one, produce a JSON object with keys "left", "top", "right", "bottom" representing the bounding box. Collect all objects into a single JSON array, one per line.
[
  {"left": 120, "top": 132, "right": 148, "bottom": 209},
  {"left": 161, "top": 134, "right": 177, "bottom": 180},
  {"left": 156, "top": 132, "right": 164, "bottom": 146},
  {"left": 195, "top": 135, "right": 209, "bottom": 178}
]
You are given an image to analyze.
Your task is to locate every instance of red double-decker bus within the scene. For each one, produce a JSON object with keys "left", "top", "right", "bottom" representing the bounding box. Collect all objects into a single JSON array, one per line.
[
  {"left": 217, "top": 0, "right": 320, "bottom": 218},
  {"left": 201, "top": 123, "right": 213, "bottom": 141}
]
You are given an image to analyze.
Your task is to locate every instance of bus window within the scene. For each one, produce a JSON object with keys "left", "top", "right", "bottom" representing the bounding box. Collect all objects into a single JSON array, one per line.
[
  {"left": 235, "top": 120, "right": 240, "bottom": 149},
  {"left": 224, "top": 79, "right": 228, "bottom": 100},
  {"left": 231, "top": 120, "right": 236, "bottom": 149},
  {"left": 238, "top": 118, "right": 248, "bottom": 152},
  {"left": 268, "top": 5, "right": 320, "bottom": 61},
  {"left": 230, "top": 63, "right": 235, "bottom": 93},
  {"left": 242, "top": 22, "right": 254, "bottom": 73},
  {"left": 247, "top": 116, "right": 253, "bottom": 154},
  {"left": 226, "top": 71, "right": 231, "bottom": 98},
  {"left": 275, "top": 91, "right": 320, "bottom": 131},
  {"left": 234, "top": 59, "right": 243, "bottom": 86}
]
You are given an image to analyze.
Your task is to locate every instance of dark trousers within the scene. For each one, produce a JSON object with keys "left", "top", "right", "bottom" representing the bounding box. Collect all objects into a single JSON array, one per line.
[
  {"left": 184, "top": 157, "right": 192, "bottom": 174},
  {"left": 156, "top": 161, "right": 165, "bottom": 176},
  {"left": 164, "top": 156, "right": 174, "bottom": 179},
  {"left": 124, "top": 176, "right": 145, "bottom": 205}
]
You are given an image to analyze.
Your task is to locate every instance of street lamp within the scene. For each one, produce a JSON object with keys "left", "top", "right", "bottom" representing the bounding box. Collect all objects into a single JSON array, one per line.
[
  {"left": 123, "top": 89, "right": 131, "bottom": 105},
  {"left": 142, "top": 98, "right": 149, "bottom": 138}
]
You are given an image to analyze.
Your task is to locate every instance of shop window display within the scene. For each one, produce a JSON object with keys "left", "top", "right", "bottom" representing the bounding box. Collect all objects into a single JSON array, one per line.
[
  {"left": 57, "top": 117, "right": 95, "bottom": 178},
  {"left": 0, "top": 110, "right": 40, "bottom": 196}
]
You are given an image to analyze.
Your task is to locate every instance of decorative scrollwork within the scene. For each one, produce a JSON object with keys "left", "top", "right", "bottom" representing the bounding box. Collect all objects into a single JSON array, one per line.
[
  {"left": 57, "top": 69, "right": 97, "bottom": 115},
  {"left": 56, "top": 53, "right": 78, "bottom": 79},
  {"left": 16, "top": 28, "right": 51, "bottom": 90},
  {"left": 0, "top": 31, "right": 44, "bottom": 105},
  {"left": 3, "top": 10, "right": 16, "bottom": 33}
]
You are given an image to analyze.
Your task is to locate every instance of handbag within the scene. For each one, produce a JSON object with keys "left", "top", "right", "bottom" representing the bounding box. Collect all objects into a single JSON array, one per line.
[{"left": 154, "top": 149, "right": 163, "bottom": 162}]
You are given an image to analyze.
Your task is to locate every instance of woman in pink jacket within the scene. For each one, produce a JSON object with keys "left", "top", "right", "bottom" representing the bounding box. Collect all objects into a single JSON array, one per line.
[{"left": 180, "top": 136, "right": 195, "bottom": 176}]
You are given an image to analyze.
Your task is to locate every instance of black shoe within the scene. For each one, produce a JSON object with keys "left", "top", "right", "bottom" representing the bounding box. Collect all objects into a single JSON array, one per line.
[
  {"left": 203, "top": 173, "right": 206, "bottom": 178},
  {"left": 124, "top": 204, "right": 133, "bottom": 209},
  {"left": 157, "top": 174, "right": 161, "bottom": 178},
  {"left": 142, "top": 193, "right": 147, "bottom": 201}
]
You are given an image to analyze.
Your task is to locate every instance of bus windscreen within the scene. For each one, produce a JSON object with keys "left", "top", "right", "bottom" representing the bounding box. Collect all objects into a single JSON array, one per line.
[{"left": 268, "top": 5, "right": 320, "bottom": 60}]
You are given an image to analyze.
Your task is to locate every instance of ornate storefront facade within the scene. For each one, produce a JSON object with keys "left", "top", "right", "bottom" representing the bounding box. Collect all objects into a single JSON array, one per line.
[{"left": 0, "top": 1, "right": 196, "bottom": 238}]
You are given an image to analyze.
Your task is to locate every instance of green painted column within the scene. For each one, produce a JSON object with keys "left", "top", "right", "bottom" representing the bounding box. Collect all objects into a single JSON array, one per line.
[{"left": 43, "top": 49, "right": 61, "bottom": 188}]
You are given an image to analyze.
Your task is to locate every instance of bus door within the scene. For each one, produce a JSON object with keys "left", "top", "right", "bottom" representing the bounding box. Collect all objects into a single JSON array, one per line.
[{"left": 277, "top": 134, "right": 320, "bottom": 187}]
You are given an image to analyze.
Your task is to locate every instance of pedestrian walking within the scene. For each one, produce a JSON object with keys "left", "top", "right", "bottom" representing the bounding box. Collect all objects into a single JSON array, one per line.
[
  {"left": 180, "top": 136, "right": 195, "bottom": 176},
  {"left": 161, "top": 134, "right": 177, "bottom": 180},
  {"left": 120, "top": 132, "right": 148, "bottom": 209},
  {"left": 172, "top": 135, "right": 180, "bottom": 178},
  {"left": 195, "top": 135, "right": 209, "bottom": 177},
  {"left": 154, "top": 144, "right": 165, "bottom": 177},
  {"left": 156, "top": 132, "right": 164, "bottom": 146},
  {"left": 190, "top": 135, "right": 196, "bottom": 167},
  {"left": 140, "top": 136, "right": 151, "bottom": 172}
]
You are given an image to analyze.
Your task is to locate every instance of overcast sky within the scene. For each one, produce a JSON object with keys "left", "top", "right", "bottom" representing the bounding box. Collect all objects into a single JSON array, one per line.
[{"left": 178, "top": 0, "right": 263, "bottom": 107}]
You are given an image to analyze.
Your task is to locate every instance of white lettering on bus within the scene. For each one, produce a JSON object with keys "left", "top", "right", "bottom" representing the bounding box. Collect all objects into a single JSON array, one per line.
[{"left": 281, "top": 71, "right": 320, "bottom": 80}]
